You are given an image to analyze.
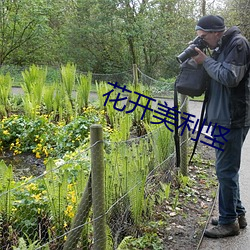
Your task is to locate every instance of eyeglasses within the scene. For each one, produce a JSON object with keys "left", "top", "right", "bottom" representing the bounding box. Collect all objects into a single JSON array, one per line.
[{"left": 199, "top": 32, "right": 214, "bottom": 40}]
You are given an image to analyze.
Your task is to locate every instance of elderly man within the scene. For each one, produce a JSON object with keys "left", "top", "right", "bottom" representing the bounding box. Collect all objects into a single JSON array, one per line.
[{"left": 192, "top": 15, "right": 250, "bottom": 238}]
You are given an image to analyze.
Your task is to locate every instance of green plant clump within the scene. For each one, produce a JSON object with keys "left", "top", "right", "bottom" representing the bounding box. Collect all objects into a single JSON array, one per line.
[{"left": 0, "top": 106, "right": 102, "bottom": 158}]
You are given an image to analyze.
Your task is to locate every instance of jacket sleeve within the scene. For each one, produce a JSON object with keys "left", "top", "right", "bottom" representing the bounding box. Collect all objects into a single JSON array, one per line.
[{"left": 203, "top": 37, "right": 250, "bottom": 87}]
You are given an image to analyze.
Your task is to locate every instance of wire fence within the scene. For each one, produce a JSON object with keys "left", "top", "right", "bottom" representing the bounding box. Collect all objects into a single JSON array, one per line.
[
  {"left": 90, "top": 70, "right": 134, "bottom": 87},
  {"left": 0, "top": 64, "right": 205, "bottom": 249},
  {"left": 137, "top": 68, "right": 175, "bottom": 94},
  {"left": 0, "top": 121, "right": 180, "bottom": 249},
  {"left": 2, "top": 63, "right": 175, "bottom": 98}
]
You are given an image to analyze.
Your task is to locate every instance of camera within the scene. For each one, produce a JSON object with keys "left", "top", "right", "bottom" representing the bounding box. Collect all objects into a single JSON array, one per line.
[{"left": 176, "top": 36, "right": 208, "bottom": 64}]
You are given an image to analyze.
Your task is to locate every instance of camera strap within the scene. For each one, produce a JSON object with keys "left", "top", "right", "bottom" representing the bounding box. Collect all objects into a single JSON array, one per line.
[
  {"left": 174, "top": 82, "right": 181, "bottom": 168},
  {"left": 174, "top": 84, "right": 208, "bottom": 168},
  {"left": 189, "top": 90, "right": 208, "bottom": 164}
]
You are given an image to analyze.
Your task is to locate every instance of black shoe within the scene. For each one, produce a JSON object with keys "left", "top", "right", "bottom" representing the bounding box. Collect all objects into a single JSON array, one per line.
[
  {"left": 211, "top": 214, "right": 247, "bottom": 229},
  {"left": 204, "top": 222, "right": 240, "bottom": 238}
]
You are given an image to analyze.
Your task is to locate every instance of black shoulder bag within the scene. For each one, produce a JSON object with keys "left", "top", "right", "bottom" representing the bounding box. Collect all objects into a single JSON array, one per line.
[
  {"left": 174, "top": 58, "right": 210, "bottom": 167},
  {"left": 175, "top": 58, "right": 208, "bottom": 97}
]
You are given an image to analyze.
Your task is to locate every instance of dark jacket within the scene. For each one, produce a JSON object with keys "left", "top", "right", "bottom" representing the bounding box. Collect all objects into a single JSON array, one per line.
[{"left": 203, "top": 26, "right": 250, "bottom": 128}]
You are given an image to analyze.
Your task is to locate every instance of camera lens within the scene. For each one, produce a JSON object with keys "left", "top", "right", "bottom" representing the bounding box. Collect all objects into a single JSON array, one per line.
[{"left": 176, "top": 45, "right": 198, "bottom": 63}]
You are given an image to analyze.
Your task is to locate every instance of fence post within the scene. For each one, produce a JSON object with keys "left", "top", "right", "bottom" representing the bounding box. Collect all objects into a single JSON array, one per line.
[
  {"left": 91, "top": 124, "right": 106, "bottom": 250},
  {"left": 180, "top": 94, "right": 189, "bottom": 176}
]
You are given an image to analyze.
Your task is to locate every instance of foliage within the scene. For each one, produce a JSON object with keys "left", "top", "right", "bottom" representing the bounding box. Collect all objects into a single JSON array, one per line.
[
  {"left": 0, "top": 77, "right": 182, "bottom": 249},
  {"left": 105, "top": 134, "right": 158, "bottom": 247},
  {"left": 0, "top": 0, "right": 241, "bottom": 79},
  {"left": 96, "top": 81, "right": 117, "bottom": 127},
  {"left": 129, "top": 83, "right": 153, "bottom": 125},
  {"left": 145, "top": 123, "right": 175, "bottom": 165},
  {"left": 117, "top": 233, "right": 163, "bottom": 250},
  {"left": 42, "top": 159, "right": 71, "bottom": 246},
  {"left": 12, "top": 176, "right": 49, "bottom": 241},
  {"left": 0, "top": 147, "right": 91, "bottom": 249},
  {"left": 0, "top": 161, "right": 15, "bottom": 222},
  {"left": 0, "top": 0, "right": 52, "bottom": 65},
  {"left": 13, "top": 235, "right": 46, "bottom": 250},
  {"left": 0, "top": 62, "right": 101, "bottom": 126},
  {"left": 61, "top": 63, "right": 76, "bottom": 101},
  {"left": 43, "top": 85, "right": 56, "bottom": 113},
  {"left": 76, "top": 71, "right": 92, "bottom": 110},
  {"left": 220, "top": 0, "right": 250, "bottom": 40},
  {"left": 0, "top": 65, "right": 61, "bottom": 86},
  {"left": 0, "top": 107, "right": 101, "bottom": 158},
  {"left": 21, "top": 65, "right": 47, "bottom": 118},
  {"left": 0, "top": 73, "right": 12, "bottom": 117}
]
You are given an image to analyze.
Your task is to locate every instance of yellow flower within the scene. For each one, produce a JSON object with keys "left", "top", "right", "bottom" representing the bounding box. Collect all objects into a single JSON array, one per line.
[
  {"left": 65, "top": 205, "right": 74, "bottom": 218},
  {"left": 26, "top": 183, "right": 37, "bottom": 191},
  {"left": 3, "top": 130, "right": 9, "bottom": 135},
  {"left": 43, "top": 147, "right": 49, "bottom": 157},
  {"left": 12, "top": 207, "right": 17, "bottom": 212},
  {"left": 32, "top": 193, "right": 42, "bottom": 201},
  {"left": 36, "top": 152, "right": 41, "bottom": 159},
  {"left": 71, "top": 195, "right": 76, "bottom": 204},
  {"left": 14, "top": 149, "right": 22, "bottom": 155}
]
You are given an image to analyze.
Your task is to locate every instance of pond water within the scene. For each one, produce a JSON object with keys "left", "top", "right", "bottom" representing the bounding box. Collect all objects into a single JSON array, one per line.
[{"left": 1, "top": 153, "right": 45, "bottom": 180}]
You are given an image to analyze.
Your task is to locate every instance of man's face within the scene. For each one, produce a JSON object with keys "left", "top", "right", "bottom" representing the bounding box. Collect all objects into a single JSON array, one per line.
[{"left": 196, "top": 30, "right": 222, "bottom": 49}]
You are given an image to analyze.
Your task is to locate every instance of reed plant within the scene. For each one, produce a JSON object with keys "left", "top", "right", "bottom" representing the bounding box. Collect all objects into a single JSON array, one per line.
[
  {"left": 43, "top": 84, "right": 56, "bottom": 114},
  {"left": 96, "top": 81, "right": 107, "bottom": 110},
  {"left": 145, "top": 122, "right": 174, "bottom": 165},
  {"left": 60, "top": 63, "right": 76, "bottom": 103},
  {"left": 126, "top": 139, "right": 150, "bottom": 224},
  {"left": 43, "top": 159, "right": 69, "bottom": 242},
  {"left": 52, "top": 82, "right": 73, "bottom": 122},
  {"left": 0, "top": 161, "right": 14, "bottom": 222},
  {"left": 96, "top": 81, "right": 118, "bottom": 127},
  {"left": 129, "top": 83, "right": 153, "bottom": 125},
  {"left": 109, "top": 111, "right": 133, "bottom": 141},
  {"left": 105, "top": 136, "right": 153, "bottom": 226},
  {"left": 76, "top": 72, "right": 92, "bottom": 112},
  {"left": 0, "top": 73, "right": 12, "bottom": 116},
  {"left": 21, "top": 65, "right": 47, "bottom": 118}
]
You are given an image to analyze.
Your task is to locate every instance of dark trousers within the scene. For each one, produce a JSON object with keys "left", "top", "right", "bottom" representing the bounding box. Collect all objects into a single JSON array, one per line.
[{"left": 214, "top": 126, "right": 249, "bottom": 225}]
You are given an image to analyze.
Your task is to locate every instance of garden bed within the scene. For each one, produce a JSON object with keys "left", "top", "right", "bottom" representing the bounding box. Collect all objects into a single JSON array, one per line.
[
  {"left": 0, "top": 68, "right": 217, "bottom": 249},
  {"left": 0, "top": 152, "right": 45, "bottom": 180},
  {"left": 0, "top": 134, "right": 217, "bottom": 250},
  {"left": 161, "top": 140, "right": 217, "bottom": 250}
]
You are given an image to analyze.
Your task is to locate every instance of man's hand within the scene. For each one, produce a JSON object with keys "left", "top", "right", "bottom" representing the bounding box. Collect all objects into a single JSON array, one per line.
[{"left": 192, "top": 47, "right": 207, "bottom": 64}]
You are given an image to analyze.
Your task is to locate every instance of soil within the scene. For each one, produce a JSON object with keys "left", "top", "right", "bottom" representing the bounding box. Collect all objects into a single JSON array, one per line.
[
  {"left": 0, "top": 152, "right": 45, "bottom": 180},
  {"left": 158, "top": 137, "right": 217, "bottom": 250}
]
